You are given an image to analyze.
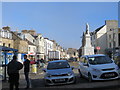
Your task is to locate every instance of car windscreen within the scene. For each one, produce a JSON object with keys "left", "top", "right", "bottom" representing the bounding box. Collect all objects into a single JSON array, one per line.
[
  {"left": 47, "top": 61, "right": 70, "bottom": 70},
  {"left": 88, "top": 56, "right": 113, "bottom": 65}
]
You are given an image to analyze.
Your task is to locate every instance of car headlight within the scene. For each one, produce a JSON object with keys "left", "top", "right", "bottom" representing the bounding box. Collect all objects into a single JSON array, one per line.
[
  {"left": 67, "top": 72, "right": 73, "bottom": 76},
  {"left": 116, "top": 65, "right": 119, "bottom": 70},
  {"left": 92, "top": 68, "right": 100, "bottom": 72}
]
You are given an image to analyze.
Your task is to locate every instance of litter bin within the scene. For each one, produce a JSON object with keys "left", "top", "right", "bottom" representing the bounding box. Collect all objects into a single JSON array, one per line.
[{"left": 32, "top": 64, "right": 37, "bottom": 73}]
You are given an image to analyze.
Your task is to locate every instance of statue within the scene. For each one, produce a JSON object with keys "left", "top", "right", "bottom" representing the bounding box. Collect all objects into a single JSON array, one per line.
[{"left": 86, "top": 23, "right": 89, "bottom": 34}]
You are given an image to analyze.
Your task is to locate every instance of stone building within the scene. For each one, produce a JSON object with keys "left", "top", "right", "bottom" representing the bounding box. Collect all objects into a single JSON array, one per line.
[
  {"left": 34, "top": 34, "right": 45, "bottom": 59},
  {"left": 22, "top": 30, "right": 36, "bottom": 36},
  {"left": 0, "top": 27, "right": 14, "bottom": 48},
  {"left": 91, "top": 20, "right": 119, "bottom": 55},
  {"left": 12, "top": 32, "right": 28, "bottom": 54},
  {"left": 18, "top": 32, "right": 36, "bottom": 60},
  {"left": 44, "top": 38, "right": 53, "bottom": 61},
  {"left": 67, "top": 48, "right": 78, "bottom": 59},
  {"left": 91, "top": 25, "right": 107, "bottom": 54}
]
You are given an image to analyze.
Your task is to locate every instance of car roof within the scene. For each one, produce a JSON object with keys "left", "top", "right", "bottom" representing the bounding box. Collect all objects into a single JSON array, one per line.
[
  {"left": 81, "top": 54, "right": 106, "bottom": 58},
  {"left": 48, "top": 60, "right": 68, "bottom": 63}
]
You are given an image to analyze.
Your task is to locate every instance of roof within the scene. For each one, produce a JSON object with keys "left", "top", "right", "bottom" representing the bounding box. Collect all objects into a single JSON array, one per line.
[
  {"left": 94, "top": 25, "right": 105, "bottom": 34},
  {"left": 82, "top": 54, "right": 106, "bottom": 58},
  {"left": 49, "top": 60, "right": 68, "bottom": 63},
  {"left": 27, "top": 40, "right": 36, "bottom": 46},
  {"left": 0, "top": 46, "right": 18, "bottom": 51}
]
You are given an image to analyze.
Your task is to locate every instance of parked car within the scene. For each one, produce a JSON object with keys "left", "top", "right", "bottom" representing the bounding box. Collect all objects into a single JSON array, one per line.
[
  {"left": 113, "top": 53, "right": 120, "bottom": 74},
  {"left": 42, "top": 60, "right": 76, "bottom": 86},
  {"left": 78, "top": 54, "right": 119, "bottom": 82},
  {"left": 113, "top": 53, "right": 120, "bottom": 67}
]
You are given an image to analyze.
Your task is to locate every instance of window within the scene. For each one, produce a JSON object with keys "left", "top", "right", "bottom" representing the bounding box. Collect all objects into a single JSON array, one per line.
[
  {"left": 47, "top": 61, "right": 70, "bottom": 70},
  {"left": 74, "top": 52, "right": 76, "bottom": 56},
  {"left": 84, "top": 58, "right": 88, "bottom": 64},
  {"left": 88, "top": 56, "right": 112, "bottom": 65},
  {"left": 3, "top": 43, "right": 5, "bottom": 46},
  {"left": 113, "top": 33, "right": 115, "bottom": 38},
  {"left": 109, "top": 43, "right": 111, "bottom": 48},
  {"left": 8, "top": 44, "right": 10, "bottom": 47},
  {"left": 119, "top": 33, "right": 120, "bottom": 46},
  {"left": 109, "top": 35, "right": 111, "bottom": 39},
  {"left": 93, "top": 35, "right": 95, "bottom": 39},
  {"left": 29, "top": 47, "right": 30, "bottom": 51},
  {"left": 113, "top": 41, "right": 116, "bottom": 47}
]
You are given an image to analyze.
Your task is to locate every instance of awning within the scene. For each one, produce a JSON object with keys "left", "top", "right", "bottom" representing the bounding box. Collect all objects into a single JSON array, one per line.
[{"left": 0, "top": 46, "right": 18, "bottom": 52}]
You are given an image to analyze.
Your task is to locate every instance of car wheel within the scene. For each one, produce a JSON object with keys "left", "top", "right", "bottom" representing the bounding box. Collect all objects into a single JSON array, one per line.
[
  {"left": 88, "top": 73, "right": 92, "bottom": 82},
  {"left": 73, "top": 76, "right": 77, "bottom": 84},
  {"left": 78, "top": 69, "right": 82, "bottom": 78}
]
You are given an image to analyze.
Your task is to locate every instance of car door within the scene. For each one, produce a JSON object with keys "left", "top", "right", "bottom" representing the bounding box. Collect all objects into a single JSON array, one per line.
[
  {"left": 79, "top": 57, "right": 85, "bottom": 75},
  {"left": 83, "top": 57, "right": 89, "bottom": 77}
]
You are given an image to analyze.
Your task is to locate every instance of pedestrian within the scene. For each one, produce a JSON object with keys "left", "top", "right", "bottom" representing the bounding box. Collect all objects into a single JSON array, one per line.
[
  {"left": 36, "top": 59, "right": 40, "bottom": 68},
  {"left": 40, "top": 58, "right": 45, "bottom": 67},
  {"left": 23, "top": 55, "right": 30, "bottom": 89},
  {"left": 7, "top": 55, "right": 23, "bottom": 90}
]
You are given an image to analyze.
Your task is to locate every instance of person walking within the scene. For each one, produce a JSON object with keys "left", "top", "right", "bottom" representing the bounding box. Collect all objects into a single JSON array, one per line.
[
  {"left": 7, "top": 55, "right": 23, "bottom": 90},
  {"left": 23, "top": 55, "right": 30, "bottom": 89}
]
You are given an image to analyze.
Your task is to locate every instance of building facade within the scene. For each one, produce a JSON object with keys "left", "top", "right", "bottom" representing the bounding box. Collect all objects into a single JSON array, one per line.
[
  {"left": 91, "top": 25, "right": 107, "bottom": 54},
  {"left": 35, "top": 34, "right": 45, "bottom": 59},
  {"left": 91, "top": 20, "right": 120, "bottom": 55},
  {"left": 44, "top": 38, "right": 53, "bottom": 61},
  {"left": 0, "top": 28, "right": 14, "bottom": 48}
]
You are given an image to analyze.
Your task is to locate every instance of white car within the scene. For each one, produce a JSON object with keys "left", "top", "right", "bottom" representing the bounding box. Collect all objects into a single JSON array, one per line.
[
  {"left": 78, "top": 54, "right": 119, "bottom": 82},
  {"left": 43, "top": 60, "right": 76, "bottom": 86}
]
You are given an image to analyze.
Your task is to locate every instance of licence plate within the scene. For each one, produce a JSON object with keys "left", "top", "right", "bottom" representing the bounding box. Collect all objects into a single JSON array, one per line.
[
  {"left": 55, "top": 79, "right": 65, "bottom": 82},
  {"left": 104, "top": 73, "right": 115, "bottom": 77}
]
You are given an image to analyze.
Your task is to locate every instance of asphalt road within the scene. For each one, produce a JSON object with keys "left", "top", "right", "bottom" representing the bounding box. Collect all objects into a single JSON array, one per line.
[{"left": 30, "top": 62, "right": 120, "bottom": 89}]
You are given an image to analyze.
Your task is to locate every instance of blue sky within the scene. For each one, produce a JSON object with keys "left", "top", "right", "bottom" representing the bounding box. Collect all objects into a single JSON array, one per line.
[{"left": 2, "top": 2, "right": 118, "bottom": 49}]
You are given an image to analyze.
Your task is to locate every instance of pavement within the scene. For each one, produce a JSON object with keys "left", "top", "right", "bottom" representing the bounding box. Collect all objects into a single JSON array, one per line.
[
  {"left": 1, "top": 64, "right": 45, "bottom": 90},
  {"left": 1, "top": 62, "right": 120, "bottom": 89}
]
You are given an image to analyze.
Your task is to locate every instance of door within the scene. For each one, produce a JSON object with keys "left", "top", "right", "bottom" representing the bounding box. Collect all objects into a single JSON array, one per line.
[
  {"left": 83, "top": 58, "right": 89, "bottom": 77},
  {"left": 79, "top": 57, "right": 85, "bottom": 75}
]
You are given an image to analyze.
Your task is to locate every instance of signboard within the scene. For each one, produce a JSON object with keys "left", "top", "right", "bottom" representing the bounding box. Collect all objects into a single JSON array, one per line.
[{"left": 96, "top": 46, "right": 100, "bottom": 50}]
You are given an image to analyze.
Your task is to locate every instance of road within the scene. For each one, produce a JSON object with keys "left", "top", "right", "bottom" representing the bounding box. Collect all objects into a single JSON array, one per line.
[{"left": 30, "top": 62, "right": 120, "bottom": 89}]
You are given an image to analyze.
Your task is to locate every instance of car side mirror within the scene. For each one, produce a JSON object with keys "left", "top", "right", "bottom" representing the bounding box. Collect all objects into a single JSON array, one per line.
[
  {"left": 71, "top": 66, "right": 74, "bottom": 70},
  {"left": 42, "top": 68, "right": 46, "bottom": 72}
]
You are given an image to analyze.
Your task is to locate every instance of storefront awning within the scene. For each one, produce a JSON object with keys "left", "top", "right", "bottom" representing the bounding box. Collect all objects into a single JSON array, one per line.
[{"left": 0, "top": 46, "right": 18, "bottom": 52}]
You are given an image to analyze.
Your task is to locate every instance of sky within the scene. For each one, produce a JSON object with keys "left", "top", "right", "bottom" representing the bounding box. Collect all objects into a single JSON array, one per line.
[{"left": 2, "top": 2, "right": 118, "bottom": 49}]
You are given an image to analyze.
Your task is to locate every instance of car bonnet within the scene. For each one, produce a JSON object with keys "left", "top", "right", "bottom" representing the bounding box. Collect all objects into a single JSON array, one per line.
[{"left": 46, "top": 68, "right": 72, "bottom": 75}]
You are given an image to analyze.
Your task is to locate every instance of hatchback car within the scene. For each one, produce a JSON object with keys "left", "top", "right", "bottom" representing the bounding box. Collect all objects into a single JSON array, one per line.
[
  {"left": 78, "top": 54, "right": 119, "bottom": 82},
  {"left": 43, "top": 60, "right": 76, "bottom": 86}
]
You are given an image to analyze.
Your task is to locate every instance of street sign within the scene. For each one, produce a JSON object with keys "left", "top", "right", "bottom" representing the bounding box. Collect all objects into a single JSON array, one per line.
[{"left": 96, "top": 46, "right": 100, "bottom": 50}]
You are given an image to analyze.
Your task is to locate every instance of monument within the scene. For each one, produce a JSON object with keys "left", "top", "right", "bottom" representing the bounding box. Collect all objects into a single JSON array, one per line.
[{"left": 82, "top": 23, "right": 94, "bottom": 55}]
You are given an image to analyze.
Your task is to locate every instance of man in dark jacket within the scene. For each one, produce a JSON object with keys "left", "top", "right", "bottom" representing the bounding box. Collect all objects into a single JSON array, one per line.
[
  {"left": 7, "top": 55, "right": 23, "bottom": 90},
  {"left": 23, "top": 55, "right": 30, "bottom": 89}
]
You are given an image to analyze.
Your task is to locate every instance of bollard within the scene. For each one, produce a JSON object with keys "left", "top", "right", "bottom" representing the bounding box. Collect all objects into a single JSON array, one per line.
[{"left": 32, "top": 64, "right": 37, "bottom": 73}]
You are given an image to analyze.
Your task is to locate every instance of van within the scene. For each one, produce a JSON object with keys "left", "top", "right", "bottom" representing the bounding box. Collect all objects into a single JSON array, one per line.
[{"left": 78, "top": 54, "right": 119, "bottom": 82}]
